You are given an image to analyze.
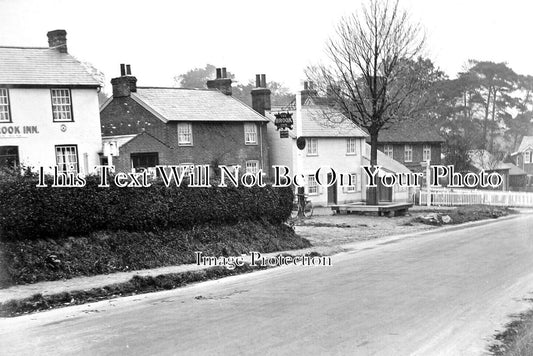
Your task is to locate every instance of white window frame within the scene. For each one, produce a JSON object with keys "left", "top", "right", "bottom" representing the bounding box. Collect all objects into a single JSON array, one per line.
[
  {"left": 383, "top": 145, "right": 393, "bottom": 158},
  {"left": 51, "top": 89, "right": 73, "bottom": 122},
  {"left": 307, "top": 138, "right": 318, "bottom": 156},
  {"left": 307, "top": 174, "right": 318, "bottom": 195},
  {"left": 244, "top": 123, "right": 258, "bottom": 145},
  {"left": 345, "top": 173, "right": 359, "bottom": 192},
  {"left": 55, "top": 145, "right": 79, "bottom": 174},
  {"left": 177, "top": 123, "right": 193, "bottom": 146},
  {"left": 525, "top": 151, "right": 532, "bottom": 164},
  {"left": 423, "top": 144, "right": 431, "bottom": 161},
  {"left": 0, "top": 88, "right": 11, "bottom": 123},
  {"left": 346, "top": 138, "right": 357, "bottom": 155},
  {"left": 404, "top": 145, "right": 413, "bottom": 162},
  {"left": 245, "top": 160, "right": 260, "bottom": 174}
]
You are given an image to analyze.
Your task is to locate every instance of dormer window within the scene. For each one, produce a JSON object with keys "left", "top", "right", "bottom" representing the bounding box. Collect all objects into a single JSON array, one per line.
[
  {"left": 0, "top": 88, "right": 11, "bottom": 123},
  {"left": 51, "top": 89, "right": 73, "bottom": 122},
  {"left": 525, "top": 151, "right": 531, "bottom": 163}
]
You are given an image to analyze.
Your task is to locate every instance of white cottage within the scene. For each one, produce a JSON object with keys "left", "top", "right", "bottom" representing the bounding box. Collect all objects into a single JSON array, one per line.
[
  {"left": 266, "top": 87, "right": 411, "bottom": 207},
  {"left": 0, "top": 30, "right": 102, "bottom": 175}
]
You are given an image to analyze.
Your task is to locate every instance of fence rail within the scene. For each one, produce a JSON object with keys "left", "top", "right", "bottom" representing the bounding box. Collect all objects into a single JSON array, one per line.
[{"left": 419, "top": 189, "right": 533, "bottom": 207}]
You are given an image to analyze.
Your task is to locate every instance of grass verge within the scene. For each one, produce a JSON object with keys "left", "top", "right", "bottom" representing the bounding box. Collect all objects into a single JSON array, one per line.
[
  {"left": 0, "top": 263, "right": 267, "bottom": 317},
  {"left": 490, "top": 303, "right": 533, "bottom": 356},
  {"left": 413, "top": 205, "right": 518, "bottom": 226},
  {"left": 0, "top": 221, "right": 311, "bottom": 287}
]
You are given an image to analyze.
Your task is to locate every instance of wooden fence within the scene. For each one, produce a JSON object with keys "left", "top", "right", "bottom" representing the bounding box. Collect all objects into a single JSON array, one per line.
[{"left": 419, "top": 189, "right": 533, "bottom": 207}]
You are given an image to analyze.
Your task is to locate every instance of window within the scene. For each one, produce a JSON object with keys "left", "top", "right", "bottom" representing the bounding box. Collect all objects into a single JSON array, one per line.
[
  {"left": 0, "top": 146, "right": 19, "bottom": 168},
  {"left": 307, "top": 138, "right": 318, "bottom": 156},
  {"left": 423, "top": 145, "right": 431, "bottom": 161},
  {"left": 244, "top": 123, "right": 257, "bottom": 144},
  {"left": 383, "top": 145, "right": 393, "bottom": 158},
  {"left": 178, "top": 123, "right": 193, "bottom": 145},
  {"left": 131, "top": 152, "right": 159, "bottom": 169},
  {"left": 404, "top": 145, "right": 413, "bottom": 162},
  {"left": 307, "top": 175, "right": 318, "bottom": 195},
  {"left": 345, "top": 173, "right": 358, "bottom": 192},
  {"left": 55, "top": 145, "right": 78, "bottom": 174},
  {"left": 0, "top": 89, "right": 11, "bottom": 122},
  {"left": 51, "top": 89, "right": 73, "bottom": 122},
  {"left": 346, "top": 138, "right": 357, "bottom": 155},
  {"left": 526, "top": 151, "right": 532, "bottom": 164},
  {"left": 245, "top": 160, "right": 259, "bottom": 174}
]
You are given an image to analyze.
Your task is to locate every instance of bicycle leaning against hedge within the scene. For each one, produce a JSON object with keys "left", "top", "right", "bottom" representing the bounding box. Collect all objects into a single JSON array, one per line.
[{"left": 291, "top": 192, "right": 314, "bottom": 218}]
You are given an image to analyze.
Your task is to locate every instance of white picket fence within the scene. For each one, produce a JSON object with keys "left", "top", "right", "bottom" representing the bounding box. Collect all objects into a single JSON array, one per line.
[{"left": 419, "top": 189, "right": 533, "bottom": 207}]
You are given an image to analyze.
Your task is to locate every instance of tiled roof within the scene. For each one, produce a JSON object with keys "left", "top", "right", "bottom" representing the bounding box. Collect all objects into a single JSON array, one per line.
[
  {"left": 131, "top": 87, "right": 268, "bottom": 122},
  {"left": 0, "top": 46, "right": 100, "bottom": 86},
  {"left": 375, "top": 118, "right": 445, "bottom": 143},
  {"left": 299, "top": 106, "right": 368, "bottom": 138},
  {"left": 517, "top": 136, "right": 533, "bottom": 152}
]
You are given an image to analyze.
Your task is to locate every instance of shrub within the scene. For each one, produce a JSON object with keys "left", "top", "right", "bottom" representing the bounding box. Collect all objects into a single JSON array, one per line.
[{"left": 0, "top": 173, "right": 293, "bottom": 241}]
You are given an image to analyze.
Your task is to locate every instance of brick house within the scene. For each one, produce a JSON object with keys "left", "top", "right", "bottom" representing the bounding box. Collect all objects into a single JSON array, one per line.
[
  {"left": 511, "top": 136, "right": 533, "bottom": 190},
  {"left": 0, "top": 30, "right": 102, "bottom": 174},
  {"left": 373, "top": 119, "right": 445, "bottom": 172},
  {"left": 100, "top": 67, "right": 269, "bottom": 176}
]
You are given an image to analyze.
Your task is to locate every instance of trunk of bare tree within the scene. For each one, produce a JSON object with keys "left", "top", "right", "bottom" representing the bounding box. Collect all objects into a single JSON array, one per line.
[{"left": 366, "top": 132, "right": 379, "bottom": 205}]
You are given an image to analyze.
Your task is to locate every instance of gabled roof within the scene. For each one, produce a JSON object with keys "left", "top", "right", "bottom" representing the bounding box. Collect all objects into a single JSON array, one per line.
[
  {"left": 299, "top": 105, "right": 368, "bottom": 138},
  {"left": 124, "top": 87, "right": 268, "bottom": 123},
  {"left": 0, "top": 46, "right": 100, "bottom": 86},
  {"left": 516, "top": 136, "right": 533, "bottom": 153}
]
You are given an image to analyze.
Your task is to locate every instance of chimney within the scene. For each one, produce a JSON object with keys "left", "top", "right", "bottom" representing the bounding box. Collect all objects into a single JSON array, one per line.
[
  {"left": 206, "top": 67, "right": 232, "bottom": 95},
  {"left": 47, "top": 29, "right": 68, "bottom": 53},
  {"left": 251, "top": 74, "right": 271, "bottom": 116},
  {"left": 301, "top": 81, "right": 317, "bottom": 105},
  {"left": 111, "top": 64, "right": 137, "bottom": 98}
]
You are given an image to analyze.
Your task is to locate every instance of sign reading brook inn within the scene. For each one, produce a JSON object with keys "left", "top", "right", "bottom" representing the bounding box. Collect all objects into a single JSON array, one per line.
[{"left": 0, "top": 125, "right": 39, "bottom": 137}]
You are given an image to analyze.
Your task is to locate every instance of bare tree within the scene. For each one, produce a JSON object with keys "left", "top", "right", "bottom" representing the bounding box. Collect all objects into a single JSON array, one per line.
[{"left": 306, "top": 0, "right": 426, "bottom": 205}]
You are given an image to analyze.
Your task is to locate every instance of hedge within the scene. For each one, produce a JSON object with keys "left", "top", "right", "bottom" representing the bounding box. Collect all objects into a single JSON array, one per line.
[{"left": 0, "top": 173, "right": 293, "bottom": 241}]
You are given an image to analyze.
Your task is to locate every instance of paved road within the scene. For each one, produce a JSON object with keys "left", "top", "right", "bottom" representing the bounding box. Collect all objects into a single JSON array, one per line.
[{"left": 1, "top": 215, "right": 532, "bottom": 355}]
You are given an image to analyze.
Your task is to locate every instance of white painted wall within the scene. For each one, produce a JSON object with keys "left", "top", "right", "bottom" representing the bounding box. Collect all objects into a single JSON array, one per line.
[{"left": 0, "top": 88, "right": 102, "bottom": 175}]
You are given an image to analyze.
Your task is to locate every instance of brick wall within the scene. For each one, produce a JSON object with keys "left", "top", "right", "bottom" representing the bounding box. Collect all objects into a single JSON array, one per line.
[
  {"left": 101, "top": 98, "right": 269, "bottom": 175},
  {"left": 377, "top": 143, "right": 442, "bottom": 171}
]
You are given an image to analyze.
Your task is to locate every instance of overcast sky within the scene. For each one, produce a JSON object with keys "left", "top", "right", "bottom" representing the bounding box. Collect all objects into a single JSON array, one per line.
[{"left": 0, "top": 0, "right": 532, "bottom": 93}]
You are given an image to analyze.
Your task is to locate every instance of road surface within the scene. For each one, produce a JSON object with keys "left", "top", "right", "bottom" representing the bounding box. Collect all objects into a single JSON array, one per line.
[{"left": 1, "top": 215, "right": 532, "bottom": 355}]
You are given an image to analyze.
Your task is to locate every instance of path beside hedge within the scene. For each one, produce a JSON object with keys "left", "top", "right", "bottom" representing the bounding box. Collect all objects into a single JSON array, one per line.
[{"left": 0, "top": 246, "right": 328, "bottom": 304}]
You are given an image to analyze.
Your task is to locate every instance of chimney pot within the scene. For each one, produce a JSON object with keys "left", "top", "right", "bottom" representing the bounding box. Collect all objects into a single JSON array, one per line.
[
  {"left": 111, "top": 64, "right": 137, "bottom": 97},
  {"left": 207, "top": 67, "right": 232, "bottom": 95},
  {"left": 47, "top": 29, "right": 68, "bottom": 53},
  {"left": 251, "top": 73, "right": 271, "bottom": 115}
]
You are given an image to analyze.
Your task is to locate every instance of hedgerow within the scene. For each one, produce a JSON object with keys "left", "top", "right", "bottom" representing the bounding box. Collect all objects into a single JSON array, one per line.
[{"left": 0, "top": 173, "right": 293, "bottom": 241}]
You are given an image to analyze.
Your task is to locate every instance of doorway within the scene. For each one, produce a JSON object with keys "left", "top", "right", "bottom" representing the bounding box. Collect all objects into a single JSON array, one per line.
[{"left": 327, "top": 173, "right": 337, "bottom": 205}]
